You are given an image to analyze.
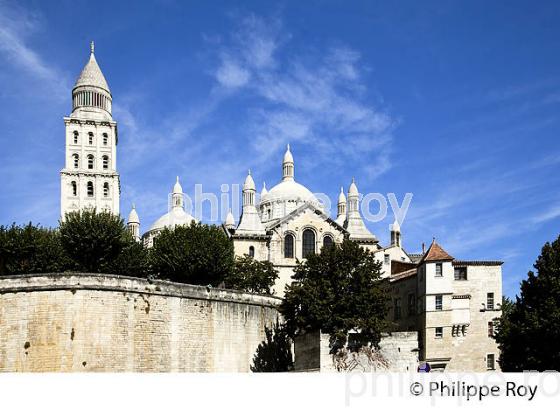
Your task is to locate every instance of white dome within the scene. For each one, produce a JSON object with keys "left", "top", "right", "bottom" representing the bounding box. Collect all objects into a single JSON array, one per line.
[
  {"left": 283, "top": 144, "right": 294, "bottom": 163},
  {"left": 127, "top": 205, "right": 140, "bottom": 224},
  {"left": 261, "top": 182, "right": 268, "bottom": 197},
  {"left": 348, "top": 178, "right": 359, "bottom": 195},
  {"left": 338, "top": 187, "right": 346, "bottom": 203},
  {"left": 225, "top": 210, "right": 235, "bottom": 227},
  {"left": 148, "top": 206, "right": 197, "bottom": 232},
  {"left": 173, "top": 176, "right": 183, "bottom": 194},
  {"left": 243, "top": 172, "right": 256, "bottom": 191},
  {"left": 266, "top": 180, "right": 316, "bottom": 202},
  {"left": 74, "top": 43, "right": 110, "bottom": 92}
]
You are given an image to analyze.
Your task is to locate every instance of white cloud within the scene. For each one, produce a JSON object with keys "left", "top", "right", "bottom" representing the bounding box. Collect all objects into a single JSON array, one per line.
[
  {"left": 210, "top": 15, "right": 396, "bottom": 180},
  {"left": 215, "top": 57, "right": 250, "bottom": 88},
  {"left": 0, "top": 3, "right": 68, "bottom": 98}
]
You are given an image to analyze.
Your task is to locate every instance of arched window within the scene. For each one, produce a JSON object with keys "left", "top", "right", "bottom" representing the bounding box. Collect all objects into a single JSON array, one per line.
[
  {"left": 88, "top": 132, "right": 93, "bottom": 145},
  {"left": 87, "top": 154, "right": 94, "bottom": 170},
  {"left": 322, "top": 235, "right": 334, "bottom": 250},
  {"left": 103, "top": 182, "right": 109, "bottom": 197},
  {"left": 73, "top": 131, "right": 79, "bottom": 144},
  {"left": 71, "top": 181, "right": 77, "bottom": 196},
  {"left": 302, "top": 229, "right": 316, "bottom": 258},
  {"left": 249, "top": 246, "right": 255, "bottom": 258},
  {"left": 284, "top": 234, "right": 294, "bottom": 258},
  {"left": 102, "top": 155, "right": 109, "bottom": 170},
  {"left": 103, "top": 133, "right": 108, "bottom": 145},
  {"left": 72, "top": 154, "right": 79, "bottom": 169},
  {"left": 87, "top": 181, "right": 94, "bottom": 197}
]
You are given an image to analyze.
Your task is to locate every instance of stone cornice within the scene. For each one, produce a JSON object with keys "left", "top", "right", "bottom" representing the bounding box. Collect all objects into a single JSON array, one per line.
[{"left": 0, "top": 273, "right": 282, "bottom": 308}]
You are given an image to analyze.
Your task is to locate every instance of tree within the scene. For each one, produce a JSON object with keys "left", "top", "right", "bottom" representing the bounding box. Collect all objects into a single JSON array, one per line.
[
  {"left": 495, "top": 235, "right": 560, "bottom": 371},
  {"left": 224, "top": 255, "right": 279, "bottom": 294},
  {"left": 149, "top": 222, "right": 234, "bottom": 286},
  {"left": 251, "top": 321, "right": 294, "bottom": 372},
  {"left": 0, "top": 223, "right": 71, "bottom": 275},
  {"left": 280, "top": 239, "right": 390, "bottom": 351},
  {"left": 59, "top": 209, "right": 132, "bottom": 273},
  {"left": 106, "top": 240, "right": 150, "bottom": 278}
]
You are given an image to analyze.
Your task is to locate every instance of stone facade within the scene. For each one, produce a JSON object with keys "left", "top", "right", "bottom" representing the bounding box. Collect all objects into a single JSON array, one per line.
[
  {"left": 293, "top": 331, "right": 419, "bottom": 372},
  {"left": 0, "top": 274, "right": 281, "bottom": 372},
  {"left": 388, "top": 244, "right": 503, "bottom": 372},
  {"left": 61, "top": 43, "right": 120, "bottom": 218}
]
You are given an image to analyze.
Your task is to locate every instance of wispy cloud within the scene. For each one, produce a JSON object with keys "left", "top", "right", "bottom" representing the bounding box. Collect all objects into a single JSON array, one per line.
[
  {"left": 211, "top": 14, "right": 396, "bottom": 180},
  {"left": 0, "top": 2, "right": 68, "bottom": 98}
]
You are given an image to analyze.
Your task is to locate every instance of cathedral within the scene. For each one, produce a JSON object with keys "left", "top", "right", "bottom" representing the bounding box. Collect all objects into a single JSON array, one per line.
[{"left": 60, "top": 44, "right": 504, "bottom": 372}]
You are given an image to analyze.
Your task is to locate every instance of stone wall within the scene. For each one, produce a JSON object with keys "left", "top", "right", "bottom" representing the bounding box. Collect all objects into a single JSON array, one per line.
[
  {"left": 294, "top": 331, "right": 419, "bottom": 372},
  {"left": 0, "top": 273, "right": 281, "bottom": 372}
]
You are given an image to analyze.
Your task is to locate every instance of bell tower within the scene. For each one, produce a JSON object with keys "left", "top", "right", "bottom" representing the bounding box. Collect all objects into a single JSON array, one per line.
[{"left": 60, "top": 42, "right": 120, "bottom": 219}]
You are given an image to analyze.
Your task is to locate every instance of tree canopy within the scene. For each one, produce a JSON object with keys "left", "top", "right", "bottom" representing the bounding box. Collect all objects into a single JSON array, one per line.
[
  {"left": 149, "top": 222, "right": 235, "bottom": 286},
  {"left": 251, "top": 321, "right": 294, "bottom": 372},
  {"left": 280, "top": 239, "right": 390, "bottom": 350},
  {"left": 59, "top": 209, "right": 135, "bottom": 273},
  {"left": 0, "top": 223, "right": 71, "bottom": 275},
  {"left": 225, "top": 255, "right": 279, "bottom": 294},
  {"left": 495, "top": 234, "right": 560, "bottom": 371}
]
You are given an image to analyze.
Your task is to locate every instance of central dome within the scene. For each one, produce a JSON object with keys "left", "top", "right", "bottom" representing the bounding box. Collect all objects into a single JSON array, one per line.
[
  {"left": 259, "top": 145, "right": 323, "bottom": 223},
  {"left": 148, "top": 206, "right": 196, "bottom": 232},
  {"left": 263, "top": 179, "right": 318, "bottom": 203}
]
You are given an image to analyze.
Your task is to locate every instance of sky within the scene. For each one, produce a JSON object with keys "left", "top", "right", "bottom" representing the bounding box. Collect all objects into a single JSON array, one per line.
[{"left": 0, "top": 0, "right": 559, "bottom": 297}]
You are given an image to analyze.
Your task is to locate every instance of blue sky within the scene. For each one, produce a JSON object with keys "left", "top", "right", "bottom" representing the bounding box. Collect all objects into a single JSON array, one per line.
[{"left": 1, "top": 0, "right": 559, "bottom": 297}]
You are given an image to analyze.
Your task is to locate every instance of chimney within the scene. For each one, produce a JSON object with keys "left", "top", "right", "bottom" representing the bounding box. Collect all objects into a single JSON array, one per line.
[{"left": 422, "top": 242, "right": 426, "bottom": 254}]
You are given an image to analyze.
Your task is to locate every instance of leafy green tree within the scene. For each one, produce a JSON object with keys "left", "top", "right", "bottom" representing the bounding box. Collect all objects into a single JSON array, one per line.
[
  {"left": 224, "top": 255, "right": 279, "bottom": 294},
  {"left": 106, "top": 240, "right": 150, "bottom": 278},
  {"left": 0, "top": 223, "right": 71, "bottom": 274},
  {"left": 59, "top": 209, "right": 132, "bottom": 273},
  {"left": 280, "top": 239, "right": 390, "bottom": 351},
  {"left": 251, "top": 321, "right": 294, "bottom": 372},
  {"left": 495, "top": 235, "right": 560, "bottom": 371},
  {"left": 149, "top": 222, "right": 234, "bottom": 286}
]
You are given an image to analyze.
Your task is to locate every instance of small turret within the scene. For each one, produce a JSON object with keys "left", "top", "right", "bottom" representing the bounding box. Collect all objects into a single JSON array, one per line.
[
  {"left": 127, "top": 204, "right": 141, "bottom": 242},
  {"left": 282, "top": 144, "right": 294, "bottom": 181}
]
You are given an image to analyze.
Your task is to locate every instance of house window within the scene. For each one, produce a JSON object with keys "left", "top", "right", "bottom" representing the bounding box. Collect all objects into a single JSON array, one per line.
[
  {"left": 454, "top": 267, "right": 467, "bottom": 280},
  {"left": 87, "top": 181, "right": 94, "bottom": 197},
  {"left": 71, "top": 181, "right": 77, "bottom": 196},
  {"left": 102, "top": 155, "right": 109, "bottom": 170},
  {"left": 249, "top": 246, "right": 255, "bottom": 258},
  {"left": 284, "top": 234, "right": 294, "bottom": 258},
  {"left": 487, "top": 292, "right": 495, "bottom": 310},
  {"left": 87, "top": 155, "right": 94, "bottom": 170},
  {"left": 487, "top": 354, "right": 495, "bottom": 370},
  {"left": 435, "top": 263, "right": 443, "bottom": 277},
  {"left": 72, "top": 154, "right": 79, "bottom": 169},
  {"left": 394, "top": 298, "right": 401, "bottom": 320},
  {"left": 302, "top": 229, "right": 315, "bottom": 258},
  {"left": 322, "top": 235, "right": 333, "bottom": 250},
  {"left": 435, "top": 295, "right": 443, "bottom": 311},
  {"left": 488, "top": 321, "right": 495, "bottom": 337},
  {"left": 103, "top": 133, "right": 108, "bottom": 145},
  {"left": 103, "top": 182, "right": 109, "bottom": 197},
  {"left": 88, "top": 132, "right": 93, "bottom": 145},
  {"left": 435, "top": 327, "right": 443, "bottom": 338},
  {"left": 408, "top": 294, "right": 416, "bottom": 316},
  {"left": 384, "top": 254, "right": 390, "bottom": 264},
  {"left": 73, "top": 131, "right": 79, "bottom": 144}
]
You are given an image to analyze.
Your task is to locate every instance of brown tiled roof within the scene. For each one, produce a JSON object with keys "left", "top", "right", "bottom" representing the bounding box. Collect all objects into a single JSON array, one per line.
[
  {"left": 421, "top": 240, "right": 454, "bottom": 263},
  {"left": 391, "top": 260, "right": 418, "bottom": 275},
  {"left": 390, "top": 268, "right": 417, "bottom": 283}
]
